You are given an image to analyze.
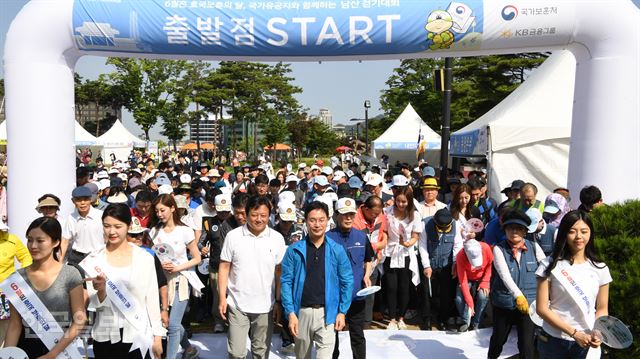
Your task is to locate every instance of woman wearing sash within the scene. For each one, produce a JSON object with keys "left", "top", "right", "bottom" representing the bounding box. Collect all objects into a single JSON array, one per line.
[
  {"left": 536, "top": 210, "right": 611, "bottom": 358},
  {"left": 85, "top": 204, "right": 164, "bottom": 359},
  {"left": 149, "top": 194, "right": 201, "bottom": 359},
  {"left": 4, "top": 217, "right": 85, "bottom": 358}
]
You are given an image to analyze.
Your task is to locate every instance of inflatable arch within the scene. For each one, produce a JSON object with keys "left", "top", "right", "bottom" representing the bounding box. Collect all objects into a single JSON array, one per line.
[{"left": 4, "top": 0, "right": 640, "bottom": 237}]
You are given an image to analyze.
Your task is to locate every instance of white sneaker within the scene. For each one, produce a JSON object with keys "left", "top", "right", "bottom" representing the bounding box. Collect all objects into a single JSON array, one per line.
[
  {"left": 398, "top": 319, "right": 408, "bottom": 330},
  {"left": 387, "top": 321, "right": 398, "bottom": 330}
]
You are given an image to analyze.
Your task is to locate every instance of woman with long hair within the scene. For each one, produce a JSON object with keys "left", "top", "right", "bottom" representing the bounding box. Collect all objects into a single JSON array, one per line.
[
  {"left": 449, "top": 184, "right": 481, "bottom": 240},
  {"left": 232, "top": 170, "right": 248, "bottom": 194},
  {"left": 84, "top": 204, "right": 165, "bottom": 358},
  {"left": 382, "top": 186, "right": 422, "bottom": 330},
  {"left": 149, "top": 194, "right": 202, "bottom": 359},
  {"left": 4, "top": 217, "right": 84, "bottom": 358},
  {"left": 535, "top": 210, "right": 611, "bottom": 358}
]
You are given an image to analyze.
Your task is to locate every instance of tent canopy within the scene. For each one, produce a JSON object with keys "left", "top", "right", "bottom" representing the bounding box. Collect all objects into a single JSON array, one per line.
[
  {"left": 372, "top": 103, "right": 441, "bottom": 165},
  {"left": 264, "top": 143, "right": 291, "bottom": 150},
  {"left": 450, "top": 51, "right": 576, "bottom": 200},
  {"left": 97, "top": 120, "right": 146, "bottom": 163},
  {"left": 0, "top": 120, "right": 98, "bottom": 145}
]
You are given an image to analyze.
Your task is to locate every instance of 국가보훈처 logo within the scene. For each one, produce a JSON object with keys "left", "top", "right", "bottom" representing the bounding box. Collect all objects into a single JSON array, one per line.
[{"left": 501, "top": 5, "right": 518, "bottom": 21}]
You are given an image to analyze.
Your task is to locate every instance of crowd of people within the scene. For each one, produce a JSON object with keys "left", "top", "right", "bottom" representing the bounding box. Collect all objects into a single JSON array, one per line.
[{"left": 0, "top": 150, "right": 612, "bottom": 359}]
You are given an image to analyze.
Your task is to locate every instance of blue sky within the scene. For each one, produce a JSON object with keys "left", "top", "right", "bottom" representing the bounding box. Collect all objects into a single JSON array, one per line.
[{"left": 1, "top": 0, "right": 400, "bottom": 141}]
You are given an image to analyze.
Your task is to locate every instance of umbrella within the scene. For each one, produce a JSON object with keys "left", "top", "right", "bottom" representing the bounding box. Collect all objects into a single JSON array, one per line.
[
  {"left": 336, "top": 146, "right": 352, "bottom": 152},
  {"left": 359, "top": 155, "right": 385, "bottom": 167}
]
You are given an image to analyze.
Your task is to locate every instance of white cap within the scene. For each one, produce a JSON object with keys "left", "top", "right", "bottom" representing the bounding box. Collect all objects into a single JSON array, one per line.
[
  {"left": 96, "top": 179, "right": 108, "bottom": 191},
  {"left": 310, "top": 164, "right": 320, "bottom": 171},
  {"left": 298, "top": 162, "right": 307, "bottom": 169},
  {"left": 279, "top": 191, "right": 296, "bottom": 205},
  {"left": 365, "top": 173, "right": 384, "bottom": 187},
  {"left": 107, "top": 192, "right": 128, "bottom": 204},
  {"left": 278, "top": 202, "right": 297, "bottom": 221},
  {"left": 333, "top": 171, "right": 346, "bottom": 181},
  {"left": 464, "top": 239, "right": 483, "bottom": 268},
  {"left": 285, "top": 174, "right": 298, "bottom": 183},
  {"left": 158, "top": 184, "right": 174, "bottom": 195},
  {"left": 199, "top": 176, "right": 209, "bottom": 182},
  {"left": 97, "top": 170, "right": 109, "bottom": 179},
  {"left": 525, "top": 208, "right": 543, "bottom": 233},
  {"left": 180, "top": 174, "right": 191, "bottom": 184},
  {"left": 208, "top": 169, "right": 221, "bottom": 177},
  {"left": 335, "top": 197, "right": 357, "bottom": 214},
  {"left": 321, "top": 166, "right": 333, "bottom": 175},
  {"left": 392, "top": 175, "right": 410, "bottom": 187},
  {"left": 108, "top": 168, "right": 120, "bottom": 174},
  {"left": 117, "top": 173, "right": 128, "bottom": 182},
  {"left": 314, "top": 195, "right": 334, "bottom": 217},
  {"left": 174, "top": 195, "right": 189, "bottom": 209},
  {"left": 215, "top": 194, "right": 232, "bottom": 212},
  {"left": 314, "top": 175, "right": 329, "bottom": 187}
]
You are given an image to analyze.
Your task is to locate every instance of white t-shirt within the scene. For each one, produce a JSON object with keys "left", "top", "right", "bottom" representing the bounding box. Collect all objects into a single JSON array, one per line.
[
  {"left": 536, "top": 258, "right": 612, "bottom": 340},
  {"left": 63, "top": 207, "right": 105, "bottom": 254},
  {"left": 149, "top": 225, "right": 195, "bottom": 264},
  {"left": 220, "top": 225, "right": 287, "bottom": 313},
  {"left": 192, "top": 204, "right": 217, "bottom": 230},
  {"left": 383, "top": 207, "right": 423, "bottom": 258}
]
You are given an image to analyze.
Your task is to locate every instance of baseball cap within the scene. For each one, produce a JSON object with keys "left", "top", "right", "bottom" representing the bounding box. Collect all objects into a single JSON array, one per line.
[
  {"left": 285, "top": 174, "right": 298, "bottom": 183},
  {"left": 278, "top": 202, "right": 297, "bottom": 221},
  {"left": 420, "top": 177, "right": 440, "bottom": 190},
  {"left": 155, "top": 174, "right": 171, "bottom": 186},
  {"left": 174, "top": 195, "right": 189, "bottom": 209},
  {"left": 321, "top": 166, "right": 333, "bottom": 175},
  {"left": 96, "top": 170, "right": 109, "bottom": 179},
  {"left": 128, "top": 217, "right": 147, "bottom": 234},
  {"left": 392, "top": 175, "right": 409, "bottom": 187},
  {"left": 84, "top": 182, "right": 99, "bottom": 201},
  {"left": 117, "top": 173, "right": 128, "bottom": 182},
  {"left": 180, "top": 174, "right": 192, "bottom": 184},
  {"left": 298, "top": 163, "right": 307, "bottom": 169},
  {"left": 525, "top": 208, "right": 543, "bottom": 233},
  {"left": 348, "top": 176, "right": 363, "bottom": 189},
  {"left": 422, "top": 166, "right": 436, "bottom": 177},
  {"left": 107, "top": 192, "right": 129, "bottom": 204},
  {"left": 335, "top": 197, "right": 357, "bottom": 214},
  {"left": 208, "top": 169, "right": 221, "bottom": 178},
  {"left": 314, "top": 175, "right": 329, "bottom": 187},
  {"left": 279, "top": 191, "right": 296, "bottom": 205},
  {"left": 215, "top": 194, "right": 232, "bottom": 212},
  {"left": 333, "top": 171, "right": 346, "bottom": 181},
  {"left": 313, "top": 195, "right": 334, "bottom": 217},
  {"left": 310, "top": 164, "right": 320, "bottom": 171},
  {"left": 107, "top": 168, "right": 120, "bottom": 175},
  {"left": 158, "top": 184, "right": 174, "bottom": 195},
  {"left": 365, "top": 173, "right": 384, "bottom": 187},
  {"left": 128, "top": 177, "right": 142, "bottom": 189},
  {"left": 502, "top": 209, "right": 531, "bottom": 230},
  {"left": 72, "top": 186, "right": 92, "bottom": 198},
  {"left": 544, "top": 198, "right": 561, "bottom": 214},
  {"left": 464, "top": 239, "right": 483, "bottom": 268}
]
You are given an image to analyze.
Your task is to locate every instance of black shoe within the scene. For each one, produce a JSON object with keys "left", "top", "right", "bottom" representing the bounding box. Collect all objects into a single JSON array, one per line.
[
  {"left": 458, "top": 324, "right": 469, "bottom": 333},
  {"left": 420, "top": 318, "right": 432, "bottom": 331},
  {"left": 438, "top": 322, "right": 448, "bottom": 331},
  {"left": 468, "top": 323, "right": 477, "bottom": 331}
]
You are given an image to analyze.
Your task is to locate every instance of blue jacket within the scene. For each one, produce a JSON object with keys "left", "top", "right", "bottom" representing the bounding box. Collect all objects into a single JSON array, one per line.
[
  {"left": 280, "top": 236, "right": 353, "bottom": 325},
  {"left": 326, "top": 227, "right": 370, "bottom": 301}
]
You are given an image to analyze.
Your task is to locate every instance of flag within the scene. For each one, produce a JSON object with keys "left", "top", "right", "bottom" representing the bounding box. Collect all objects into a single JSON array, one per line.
[{"left": 416, "top": 126, "right": 426, "bottom": 159}]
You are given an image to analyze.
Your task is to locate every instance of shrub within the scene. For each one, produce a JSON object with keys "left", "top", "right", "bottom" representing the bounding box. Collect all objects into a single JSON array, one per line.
[{"left": 590, "top": 200, "right": 640, "bottom": 358}]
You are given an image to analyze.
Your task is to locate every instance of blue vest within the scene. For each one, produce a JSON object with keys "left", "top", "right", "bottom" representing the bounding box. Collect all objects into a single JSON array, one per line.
[
  {"left": 327, "top": 228, "right": 368, "bottom": 301},
  {"left": 527, "top": 224, "right": 556, "bottom": 256},
  {"left": 491, "top": 239, "right": 538, "bottom": 309},
  {"left": 425, "top": 219, "right": 457, "bottom": 269}
]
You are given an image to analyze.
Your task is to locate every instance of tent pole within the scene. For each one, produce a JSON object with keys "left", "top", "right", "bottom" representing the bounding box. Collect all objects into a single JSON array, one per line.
[{"left": 438, "top": 57, "right": 453, "bottom": 201}]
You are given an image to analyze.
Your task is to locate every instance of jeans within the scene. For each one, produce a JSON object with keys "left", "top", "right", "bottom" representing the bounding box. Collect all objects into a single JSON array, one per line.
[
  {"left": 537, "top": 331, "right": 589, "bottom": 359},
  {"left": 167, "top": 288, "right": 191, "bottom": 359},
  {"left": 454, "top": 281, "right": 489, "bottom": 327}
]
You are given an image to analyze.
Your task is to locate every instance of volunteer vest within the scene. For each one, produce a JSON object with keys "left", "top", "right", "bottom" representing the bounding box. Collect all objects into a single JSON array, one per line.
[
  {"left": 425, "top": 219, "right": 457, "bottom": 269},
  {"left": 527, "top": 224, "right": 556, "bottom": 256},
  {"left": 203, "top": 216, "right": 224, "bottom": 270},
  {"left": 327, "top": 228, "right": 368, "bottom": 301},
  {"left": 511, "top": 199, "right": 544, "bottom": 213},
  {"left": 491, "top": 239, "right": 538, "bottom": 309}
]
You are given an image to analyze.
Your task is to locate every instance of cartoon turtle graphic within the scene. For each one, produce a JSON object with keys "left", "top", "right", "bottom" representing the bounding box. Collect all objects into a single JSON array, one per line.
[{"left": 425, "top": 9, "right": 456, "bottom": 50}]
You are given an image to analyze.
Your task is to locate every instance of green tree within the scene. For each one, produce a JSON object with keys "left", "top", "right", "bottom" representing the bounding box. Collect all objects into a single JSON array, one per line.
[
  {"left": 74, "top": 73, "right": 126, "bottom": 136},
  {"left": 260, "top": 116, "right": 289, "bottom": 159},
  {"left": 380, "top": 54, "right": 547, "bottom": 134},
  {"left": 306, "top": 118, "right": 339, "bottom": 155},
  {"left": 106, "top": 58, "right": 180, "bottom": 140},
  {"left": 287, "top": 115, "right": 310, "bottom": 159}
]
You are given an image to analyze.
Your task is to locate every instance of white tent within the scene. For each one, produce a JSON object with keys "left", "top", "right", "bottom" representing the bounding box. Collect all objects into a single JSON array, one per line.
[
  {"left": 0, "top": 120, "right": 98, "bottom": 145},
  {"left": 372, "top": 103, "right": 441, "bottom": 166},
  {"left": 97, "top": 120, "right": 146, "bottom": 163},
  {"left": 450, "top": 51, "right": 575, "bottom": 201}
]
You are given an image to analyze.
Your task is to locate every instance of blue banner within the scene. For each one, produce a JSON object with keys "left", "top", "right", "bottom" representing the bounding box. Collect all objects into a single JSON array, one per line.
[
  {"left": 73, "top": 0, "right": 484, "bottom": 57},
  {"left": 374, "top": 141, "right": 439, "bottom": 150},
  {"left": 450, "top": 129, "right": 480, "bottom": 155}
]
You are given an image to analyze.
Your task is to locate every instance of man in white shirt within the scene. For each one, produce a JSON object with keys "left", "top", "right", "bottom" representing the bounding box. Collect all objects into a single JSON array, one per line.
[
  {"left": 419, "top": 177, "right": 447, "bottom": 219},
  {"left": 218, "top": 196, "right": 287, "bottom": 359},
  {"left": 62, "top": 186, "right": 105, "bottom": 265}
]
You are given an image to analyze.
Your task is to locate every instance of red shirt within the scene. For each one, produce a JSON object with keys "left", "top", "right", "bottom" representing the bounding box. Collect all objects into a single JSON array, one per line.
[
  {"left": 130, "top": 208, "right": 151, "bottom": 228},
  {"left": 455, "top": 241, "right": 494, "bottom": 311},
  {"left": 353, "top": 207, "right": 387, "bottom": 254}
]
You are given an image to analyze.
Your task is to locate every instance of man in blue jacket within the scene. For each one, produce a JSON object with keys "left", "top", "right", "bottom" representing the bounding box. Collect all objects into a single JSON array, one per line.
[
  {"left": 281, "top": 201, "right": 353, "bottom": 359},
  {"left": 327, "top": 197, "right": 375, "bottom": 359}
]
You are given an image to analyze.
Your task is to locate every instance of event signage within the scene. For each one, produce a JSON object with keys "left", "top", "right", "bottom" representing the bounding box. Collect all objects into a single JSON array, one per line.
[
  {"left": 0, "top": 273, "right": 83, "bottom": 359},
  {"left": 72, "top": 0, "right": 573, "bottom": 58}
]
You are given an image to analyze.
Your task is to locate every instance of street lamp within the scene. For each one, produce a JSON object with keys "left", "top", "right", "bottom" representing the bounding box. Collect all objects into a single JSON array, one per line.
[{"left": 364, "top": 100, "right": 371, "bottom": 154}]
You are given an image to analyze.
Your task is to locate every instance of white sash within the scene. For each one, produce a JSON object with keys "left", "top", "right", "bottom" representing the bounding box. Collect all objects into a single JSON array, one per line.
[
  {"left": 551, "top": 262, "right": 592, "bottom": 325},
  {"left": 152, "top": 242, "right": 205, "bottom": 296},
  {"left": 79, "top": 254, "right": 153, "bottom": 357},
  {"left": 0, "top": 272, "right": 82, "bottom": 359}
]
